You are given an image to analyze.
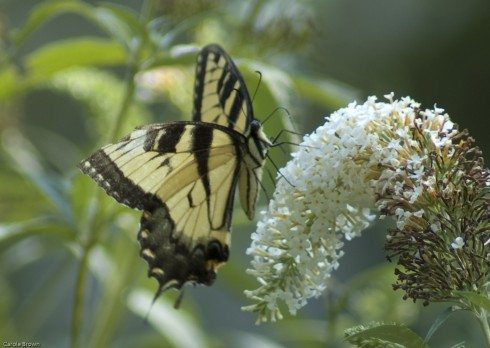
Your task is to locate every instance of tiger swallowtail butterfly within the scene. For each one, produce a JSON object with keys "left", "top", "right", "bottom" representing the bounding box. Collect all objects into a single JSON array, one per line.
[{"left": 79, "top": 44, "right": 271, "bottom": 303}]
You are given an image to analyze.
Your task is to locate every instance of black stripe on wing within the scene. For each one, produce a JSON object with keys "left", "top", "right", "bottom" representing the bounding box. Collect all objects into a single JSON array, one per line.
[
  {"left": 78, "top": 150, "right": 161, "bottom": 210},
  {"left": 193, "top": 125, "right": 213, "bottom": 213},
  {"left": 222, "top": 140, "right": 242, "bottom": 230},
  {"left": 154, "top": 123, "right": 185, "bottom": 152},
  {"left": 192, "top": 44, "right": 254, "bottom": 135},
  {"left": 191, "top": 125, "right": 243, "bottom": 231}
]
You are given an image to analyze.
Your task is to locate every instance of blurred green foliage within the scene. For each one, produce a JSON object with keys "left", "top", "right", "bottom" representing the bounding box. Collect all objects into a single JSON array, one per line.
[{"left": 0, "top": 0, "right": 488, "bottom": 347}]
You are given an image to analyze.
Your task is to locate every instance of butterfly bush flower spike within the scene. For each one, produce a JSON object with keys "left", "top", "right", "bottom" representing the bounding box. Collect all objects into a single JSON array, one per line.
[{"left": 243, "top": 94, "right": 489, "bottom": 323}]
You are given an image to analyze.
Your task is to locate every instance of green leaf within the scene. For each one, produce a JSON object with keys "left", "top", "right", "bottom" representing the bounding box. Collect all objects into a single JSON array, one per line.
[
  {"left": 25, "top": 37, "right": 127, "bottom": 82},
  {"left": 48, "top": 67, "right": 151, "bottom": 136},
  {"left": 98, "top": 2, "right": 149, "bottom": 45},
  {"left": 2, "top": 129, "right": 74, "bottom": 224},
  {"left": 274, "top": 319, "right": 328, "bottom": 344},
  {"left": 239, "top": 59, "right": 294, "bottom": 107},
  {"left": 231, "top": 332, "right": 284, "bottom": 348},
  {"left": 11, "top": 1, "right": 150, "bottom": 52},
  {"left": 0, "top": 216, "right": 73, "bottom": 250},
  {"left": 87, "top": 234, "right": 142, "bottom": 348},
  {"left": 454, "top": 291, "right": 490, "bottom": 311},
  {"left": 91, "top": 7, "right": 137, "bottom": 49},
  {"left": 239, "top": 58, "right": 357, "bottom": 111},
  {"left": 449, "top": 342, "right": 466, "bottom": 348},
  {"left": 237, "top": 60, "right": 299, "bottom": 145},
  {"left": 142, "top": 44, "right": 200, "bottom": 69},
  {"left": 292, "top": 74, "right": 358, "bottom": 109},
  {"left": 424, "top": 306, "right": 458, "bottom": 343},
  {"left": 127, "top": 289, "right": 209, "bottom": 348},
  {"left": 150, "top": 12, "right": 213, "bottom": 50},
  {"left": 149, "top": 17, "right": 180, "bottom": 50},
  {"left": 13, "top": 253, "right": 76, "bottom": 334},
  {"left": 345, "top": 324, "right": 428, "bottom": 348},
  {"left": 11, "top": 0, "right": 94, "bottom": 46},
  {"left": 0, "top": 66, "right": 21, "bottom": 101}
]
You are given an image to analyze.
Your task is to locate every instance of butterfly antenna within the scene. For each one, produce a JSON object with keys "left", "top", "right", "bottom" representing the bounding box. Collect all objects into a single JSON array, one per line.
[
  {"left": 251, "top": 70, "right": 262, "bottom": 105},
  {"left": 262, "top": 106, "right": 290, "bottom": 126}
]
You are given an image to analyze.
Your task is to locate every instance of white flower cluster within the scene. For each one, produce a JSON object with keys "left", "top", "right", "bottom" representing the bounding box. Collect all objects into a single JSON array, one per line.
[{"left": 243, "top": 94, "right": 454, "bottom": 323}]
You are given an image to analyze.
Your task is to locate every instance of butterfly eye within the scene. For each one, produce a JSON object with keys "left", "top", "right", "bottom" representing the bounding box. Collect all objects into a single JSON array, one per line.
[{"left": 250, "top": 120, "right": 261, "bottom": 134}]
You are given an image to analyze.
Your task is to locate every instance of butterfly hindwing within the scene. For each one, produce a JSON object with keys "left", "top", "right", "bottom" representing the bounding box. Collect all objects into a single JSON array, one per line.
[{"left": 138, "top": 205, "right": 229, "bottom": 294}]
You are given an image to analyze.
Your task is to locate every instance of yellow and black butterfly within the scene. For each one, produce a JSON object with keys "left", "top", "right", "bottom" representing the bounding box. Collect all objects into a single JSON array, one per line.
[{"left": 79, "top": 44, "right": 271, "bottom": 300}]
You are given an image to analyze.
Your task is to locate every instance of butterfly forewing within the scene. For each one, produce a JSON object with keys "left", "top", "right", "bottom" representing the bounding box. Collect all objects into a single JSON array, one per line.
[
  {"left": 81, "top": 122, "right": 242, "bottom": 228},
  {"left": 193, "top": 44, "right": 253, "bottom": 136}
]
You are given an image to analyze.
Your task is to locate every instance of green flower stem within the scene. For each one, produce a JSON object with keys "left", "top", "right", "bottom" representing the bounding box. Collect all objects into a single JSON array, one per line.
[
  {"left": 70, "top": 225, "right": 95, "bottom": 348},
  {"left": 88, "top": 239, "right": 141, "bottom": 347},
  {"left": 107, "top": 60, "right": 139, "bottom": 143},
  {"left": 140, "top": 0, "right": 155, "bottom": 22},
  {"left": 70, "top": 52, "right": 141, "bottom": 348},
  {"left": 476, "top": 310, "right": 490, "bottom": 347}
]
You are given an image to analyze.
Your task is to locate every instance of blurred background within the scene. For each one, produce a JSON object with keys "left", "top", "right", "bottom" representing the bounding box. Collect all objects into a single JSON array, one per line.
[{"left": 1, "top": 0, "right": 489, "bottom": 347}]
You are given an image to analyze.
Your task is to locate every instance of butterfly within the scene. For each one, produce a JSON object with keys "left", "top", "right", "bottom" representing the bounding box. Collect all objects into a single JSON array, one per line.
[{"left": 79, "top": 44, "right": 271, "bottom": 301}]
